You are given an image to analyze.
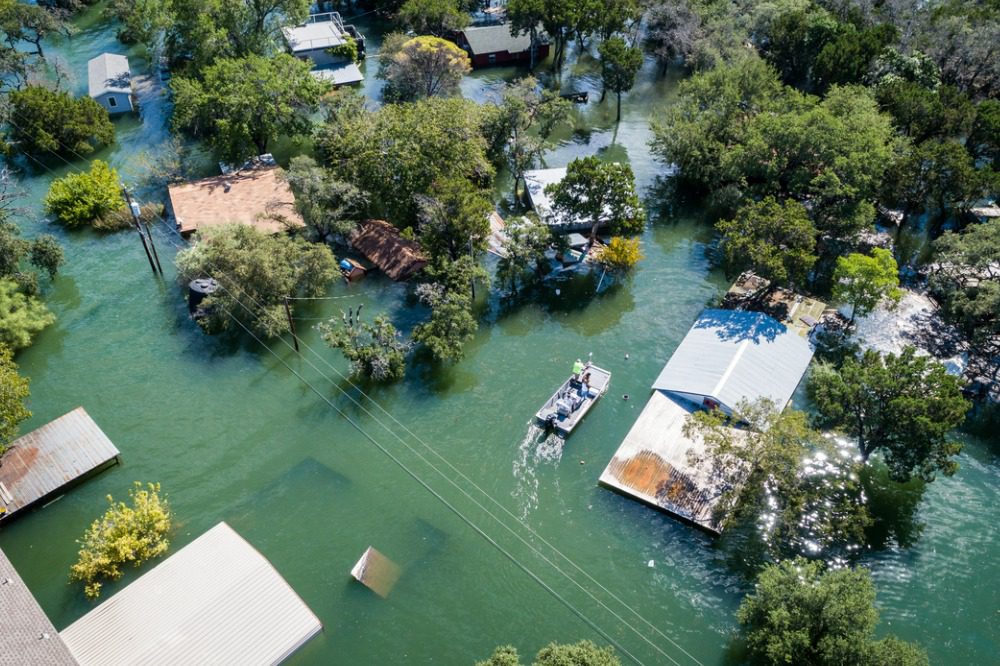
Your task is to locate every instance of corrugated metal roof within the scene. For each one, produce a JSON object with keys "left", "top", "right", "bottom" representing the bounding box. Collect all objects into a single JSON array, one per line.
[
  {"left": 0, "top": 548, "right": 79, "bottom": 666},
  {"left": 0, "top": 407, "right": 120, "bottom": 521},
  {"left": 311, "top": 62, "right": 364, "bottom": 85},
  {"left": 651, "top": 309, "right": 814, "bottom": 412},
  {"left": 599, "top": 391, "right": 744, "bottom": 533},
  {"left": 87, "top": 54, "right": 130, "bottom": 97},
  {"left": 60, "top": 522, "right": 321, "bottom": 666},
  {"left": 461, "top": 24, "right": 533, "bottom": 56}
]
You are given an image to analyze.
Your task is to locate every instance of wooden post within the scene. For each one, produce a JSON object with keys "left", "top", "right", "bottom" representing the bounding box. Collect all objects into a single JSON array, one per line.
[
  {"left": 121, "top": 186, "right": 158, "bottom": 275},
  {"left": 283, "top": 296, "right": 299, "bottom": 352}
]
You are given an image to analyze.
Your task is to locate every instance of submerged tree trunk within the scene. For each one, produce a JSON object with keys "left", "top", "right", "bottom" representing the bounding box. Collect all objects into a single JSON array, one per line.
[{"left": 616, "top": 92, "right": 622, "bottom": 122}]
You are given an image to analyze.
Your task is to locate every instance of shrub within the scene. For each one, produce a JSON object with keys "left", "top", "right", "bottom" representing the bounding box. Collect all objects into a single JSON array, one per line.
[
  {"left": 0, "top": 344, "right": 31, "bottom": 458},
  {"left": 0, "top": 278, "right": 55, "bottom": 350},
  {"left": 595, "top": 236, "right": 643, "bottom": 273},
  {"left": 44, "top": 160, "right": 126, "bottom": 229},
  {"left": 319, "top": 312, "right": 411, "bottom": 381},
  {"left": 69, "top": 482, "right": 171, "bottom": 599}
]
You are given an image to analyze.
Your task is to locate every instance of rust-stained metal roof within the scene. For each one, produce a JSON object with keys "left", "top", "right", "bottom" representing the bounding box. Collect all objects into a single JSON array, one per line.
[
  {"left": 0, "top": 547, "right": 79, "bottom": 666},
  {"left": 60, "top": 522, "right": 322, "bottom": 666},
  {"left": 0, "top": 408, "right": 120, "bottom": 522},
  {"left": 349, "top": 219, "right": 427, "bottom": 281},
  {"left": 167, "top": 166, "right": 306, "bottom": 236}
]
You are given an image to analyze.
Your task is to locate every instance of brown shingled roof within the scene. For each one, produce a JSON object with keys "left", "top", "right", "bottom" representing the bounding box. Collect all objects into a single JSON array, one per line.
[
  {"left": 349, "top": 220, "right": 427, "bottom": 281},
  {"left": 167, "top": 166, "right": 305, "bottom": 236}
]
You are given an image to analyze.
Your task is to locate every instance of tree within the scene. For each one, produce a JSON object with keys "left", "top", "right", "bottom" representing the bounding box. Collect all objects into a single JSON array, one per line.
[
  {"left": 283, "top": 156, "right": 367, "bottom": 243},
  {"left": 0, "top": 217, "right": 64, "bottom": 293},
  {"left": 319, "top": 311, "right": 411, "bottom": 381},
  {"left": 106, "top": 0, "right": 172, "bottom": 45},
  {"left": 874, "top": 82, "right": 975, "bottom": 143},
  {"left": 969, "top": 99, "right": 1000, "bottom": 169},
  {"left": 809, "top": 348, "right": 970, "bottom": 482},
  {"left": 175, "top": 224, "right": 337, "bottom": 338},
  {"left": 594, "top": 236, "right": 642, "bottom": 273},
  {"left": 415, "top": 177, "right": 492, "bottom": 263},
  {"left": 832, "top": 248, "right": 902, "bottom": 325},
  {"left": 0, "top": 1, "right": 66, "bottom": 89},
  {"left": 884, "top": 139, "right": 988, "bottom": 218},
  {"left": 171, "top": 54, "right": 326, "bottom": 163},
  {"left": 478, "top": 640, "right": 621, "bottom": 666},
  {"left": 482, "top": 77, "right": 570, "bottom": 198},
  {"left": 0, "top": 344, "right": 31, "bottom": 457},
  {"left": 497, "top": 216, "right": 551, "bottom": 294},
  {"left": 5, "top": 86, "right": 114, "bottom": 158},
  {"left": 379, "top": 35, "right": 470, "bottom": 102},
  {"left": 397, "top": 0, "right": 470, "bottom": 37},
  {"left": 685, "top": 400, "right": 870, "bottom": 555},
  {"left": 546, "top": 157, "right": 644, "bottom": 241},
  {"left": 69, "top": 482, "right": 171, "bottom": 599},
  {"left": 317, "top": 96, "right": 493, "bottom": 227},
  {"left": 644, "top": 0, "right": 703, "bottom": 72},
  {"left": 506, "top": 0, "right": 577, "bottom": 69},
  {"left": 44, "top": 160, "right": 125, "bottom": 229},
  {"left": 0, "top": 278, "right": 55, "bottom": 350},
  {"left": 738, "top": 558, "right": 928, "bottom": 666},
  {"left": 812, "top": 23, "right": 898, "bottom": 91},
  {"left": 598, "top": 36, "right": 643, "bottom": 122},
  {"left": 412, "top": 256, "right": 486, "bottom": 361},
  {"left": 716, "top": 197, "right": 817, "bottom": 290},
  {"left": 164, "top": 0, "right": 310, "bottom": 73}
]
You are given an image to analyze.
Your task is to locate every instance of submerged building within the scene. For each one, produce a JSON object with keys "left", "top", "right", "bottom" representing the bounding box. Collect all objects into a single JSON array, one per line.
[{"left": 599, "top": 309, "right": 816, "bottom": 532}]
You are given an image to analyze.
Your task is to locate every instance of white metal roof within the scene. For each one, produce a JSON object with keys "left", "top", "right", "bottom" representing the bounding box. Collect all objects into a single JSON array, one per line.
[
  {"left": 60, "top": 522, "right": 321, "bottom": 666},
  {"left": 651, "top": 309, "right": 814, "bottom": 412},
  {"left": 283, "top": 21, "right": 346, "bottom": 52},
  {"left": 87, "top": 54, "right": 130, "bottom": 97},
  {"left": 525, "top": 167, "right": 587, "bottom": 228},
  {"left": 311, "top": 62, "right": 364, "bottom": 85}
]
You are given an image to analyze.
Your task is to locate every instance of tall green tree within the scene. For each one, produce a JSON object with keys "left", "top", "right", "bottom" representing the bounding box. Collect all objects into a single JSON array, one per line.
[
  {"left": 283, "top": 156, "right": 367, "bottom": 243},
  {"left": 319, "top": 311, "right": 411, "bottom": 382},
  {"left": 413, "top": 256, "right": 486, "bottom": 362},
  {"left": 415, "top": 177, "right": 492, "bottom": 263},
  {"left": 738, "top": 558, "right": 928, "bottom": 666},
  {"left": 884, "top": 139, "right": 989, "bottom": 219},
  {"left": 172, "top": 53, "right": 327, "bottom": 163},
  {"left": 44, "top": 160, "right": 125, "bottom": 229},
  {"left": 546, "top": 157, "right": 644, "bottom": 240},
  {"left": 716, "top": 197, "right": 817, "bottom": 290},
  {"left": 0, "top": 1, "right": 66, "bottom": 89},
  {"left": 809, "top": 348, "right": 970, "bottom": 482},
  {"left": 969, "top": 99, "right": 1000, "bottom": 169},
  {"left": 506, "top": 0, "right": 577, "bottom": 69},
  {"left": 5, "top": 86, "right": 114, "bottom": 158},
  {"left": 379, "top": 35, "right": 470, "bottom": 102},
  {"left": 496, "top": 216, "right": 551, "bottom": 295},
  {"left": 832, "top": 248, "right": 902, "bottom": 325},
  {"left": 686, "top": 400, "right": 870, "bottom": 555},
  {"left": 598, "top": 36, "right": 643, "bottom": 122},
  {"left": 0, "top": 344, "right": 31, "bottom": 457},
  {"left": 317, "top": 96, "right": 493, "bottom": 227},
  {"left": 396, "top": 0, "right": 470, "bottom": 36},
  {"left": 175, "top": 224, "right": 337, "bottom": 338},
  {"left": 482, "top": 77, "right": 570, "bottom": 198}
]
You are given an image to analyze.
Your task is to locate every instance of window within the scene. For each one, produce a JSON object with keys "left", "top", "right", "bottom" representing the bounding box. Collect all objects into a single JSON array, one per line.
[
  {"left": 488, "top": 53, "right": 497, "bottom": 63},
  {"left": 108, "top": 96, "right": 118, "bottom": 108}
]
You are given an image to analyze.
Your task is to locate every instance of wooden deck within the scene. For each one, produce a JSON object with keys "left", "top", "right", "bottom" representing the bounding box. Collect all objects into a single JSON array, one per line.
[
  {"left": 725, "top": 272, "right": 828, "bottom": 338},
  {"left": 0, "top": 407, "right": 120, "bottom": 522}
]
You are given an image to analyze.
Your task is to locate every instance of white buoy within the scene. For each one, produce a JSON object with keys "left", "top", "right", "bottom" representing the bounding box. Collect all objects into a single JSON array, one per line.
[
  {"left": 555, "top": 288, "right": 561, "bottom": 295},
  {"left": 625, "top": 353, "right": 630, "bottom": 360},
  {"left": 647, "top": 560, "right": 655, "bottom": 568}
]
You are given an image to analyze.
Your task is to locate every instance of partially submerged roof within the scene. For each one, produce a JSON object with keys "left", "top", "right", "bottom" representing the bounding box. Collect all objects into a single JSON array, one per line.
[
  {"left": 350, "top": 219, "right": 427, "bottom": 281},
  {"left": 0, "top": 548, "right": 79, "bottom": 665},
  {"left": 599, "top": 391, "right": 743, "bottom": 533},
  {"left": 350, "top": 546, "right": 401, "bottom": 598},
  {"left": 311, "top": 62, "right": 364, "bottom": 85},
  {"left": 60, "top": 522, "right": 321, "bottom": 666},
  {"left": 461, "top": 24, "right": 533, "bottom": 55},
  {"left": 87, "top": 53, "right": 130, "bottom": 97},
  {"left": 283, "top": 20, "right": 347, "bottom": 52},
  {"left": 0, "top": 407, "right": 120, "bottom": 522},
  {"left": 651, "top": 309, "right": 814, "bottom": 413},
  {"left": 168, "top": 166, "right": 305, "bottom": 236}
]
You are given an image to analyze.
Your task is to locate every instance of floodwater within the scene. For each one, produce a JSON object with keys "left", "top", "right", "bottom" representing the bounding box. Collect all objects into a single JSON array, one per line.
[{"left": 1, "top": 6, "right": 998, "bottom": 665}]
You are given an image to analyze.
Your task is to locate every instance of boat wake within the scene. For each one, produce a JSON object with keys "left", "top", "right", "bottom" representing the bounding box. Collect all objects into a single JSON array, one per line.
[{"left": 511, "top": 423, "right": 565, "bottom": 519}]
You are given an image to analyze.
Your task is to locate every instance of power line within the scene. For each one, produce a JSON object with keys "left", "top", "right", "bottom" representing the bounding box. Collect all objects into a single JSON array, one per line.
[{"left": 7, "top": 113, "right": 702, "bottom": 666}]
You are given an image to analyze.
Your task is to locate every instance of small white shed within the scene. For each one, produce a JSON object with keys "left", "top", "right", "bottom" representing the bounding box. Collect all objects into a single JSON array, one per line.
[{"left": 87, "top": 53, "right": 133, "bottom": 114}]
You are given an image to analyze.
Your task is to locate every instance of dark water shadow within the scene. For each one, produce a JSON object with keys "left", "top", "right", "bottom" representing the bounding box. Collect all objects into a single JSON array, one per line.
[{"left": 861, "top": 464, "right": 926, "bottom": 550}]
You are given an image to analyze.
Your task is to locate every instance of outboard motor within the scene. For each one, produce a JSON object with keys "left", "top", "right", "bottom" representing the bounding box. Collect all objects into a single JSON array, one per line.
[{"left": 544, "top": 414, "right": 557, "bottom": 434}]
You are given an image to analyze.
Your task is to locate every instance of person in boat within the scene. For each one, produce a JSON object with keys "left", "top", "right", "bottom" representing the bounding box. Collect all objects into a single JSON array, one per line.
[
  {"left": 580, "top": 372, "right": 592, "bottom": 396},
  {"left": 573, "top": 358, "right": 584, "bottom": 379}
]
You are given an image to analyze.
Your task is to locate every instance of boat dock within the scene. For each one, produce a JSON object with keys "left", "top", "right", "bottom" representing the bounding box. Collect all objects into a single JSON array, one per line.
[{"left": 0, "top": 407, "right": 121, "bottom": 522}]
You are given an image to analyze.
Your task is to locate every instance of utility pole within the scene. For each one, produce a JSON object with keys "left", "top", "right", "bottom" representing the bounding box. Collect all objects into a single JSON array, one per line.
[
  {"left": 134, "top": 200, "right": 164, "bottom": 275},
  {"left": 121, "top": 185, "right": 160, "bottom": 275},
  {"left": 283, "top": 296, "right": 299, "bottom": 352}
]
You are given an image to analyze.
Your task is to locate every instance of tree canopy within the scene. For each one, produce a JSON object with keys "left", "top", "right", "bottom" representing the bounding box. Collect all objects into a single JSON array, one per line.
[
  {"left": 175, "top": 224, "right": 337, "bottom": 338},
  {"left": 44, "top": 160, "right": 126, "bottom": 229},
  {"left": 319, "top": 309, "right": 411, "bottom": 382},
  {"left": 380, "top": 35, "right": 470, "bottom": 102},
  {"left": 0, "top": 344, "right": 31, "bottom": 457},
  {"left": 598, "top": 36, "right": 643, "bottom": 121},
  {"left": 497, "top": 216, "right": 551, "bottom": 295},
  {"left": 0, "top": 278, "right": 55, "bottom": 350},
  {"left": 5, "top": 86, "right": 114, "bottom": 158},
  {"left": 317, "top": 95, "right": 493, "bottom": 227},
  {"left": 396, "top": 0, "right": 470, "bottom": 37},
  {"left": 478, "top": 640, "right": 621, "bottom": 666},
  {"left": 171, "top": 53, "right": 327, "bottom": 163},
  {"left": 717, "top": 197, "right": 817, "bottom": 289},
  {"left": 413, "top": 256, "right": 486, "bottom": 362},
  {"left": 283, "top": 156, "right": 367, "bottom": 243},
  {"left": 809, "top": 348, "right": 970, "bottom": 482},
  {"left": 738, "top": 557, "right": 928, "bottom": 666},
  {"left": 832, "top": 248, "right": 902, "bottom": 325},
  {"left": 546, "top": 157, "right": 644, "bottom": 240}
]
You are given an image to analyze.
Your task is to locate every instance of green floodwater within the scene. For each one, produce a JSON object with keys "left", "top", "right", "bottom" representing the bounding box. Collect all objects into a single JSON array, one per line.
[{"left": 1, "top": 6, "right": 999, "bottom": 665}]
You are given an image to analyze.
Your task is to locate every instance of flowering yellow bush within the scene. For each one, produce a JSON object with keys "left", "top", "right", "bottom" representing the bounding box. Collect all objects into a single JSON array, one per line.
[
  {"left": 69, "top": 482, "right": 171, "bottom": 599},
  {"left": 595, "top": 236, "right": 643, "bottom": 272}
]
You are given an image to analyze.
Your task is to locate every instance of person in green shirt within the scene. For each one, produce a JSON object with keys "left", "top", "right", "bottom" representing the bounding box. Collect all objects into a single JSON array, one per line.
[{"left": 572, "top": 358, "right": 584, "bottom": 378}]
